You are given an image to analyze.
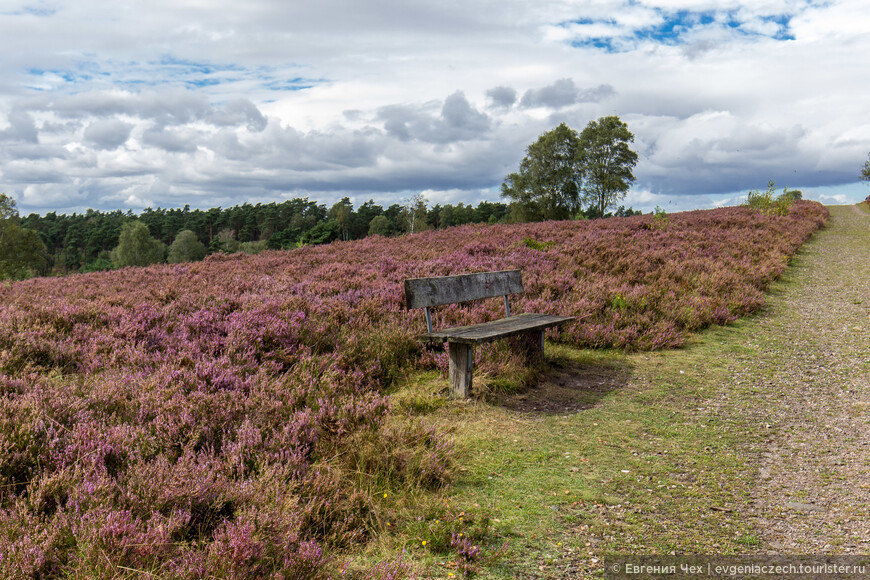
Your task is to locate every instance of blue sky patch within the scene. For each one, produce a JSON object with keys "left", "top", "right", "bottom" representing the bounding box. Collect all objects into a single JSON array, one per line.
[
  {"left": 264, "top": 77, "right": 320, "bottom": 92},
  {"left": 25, "top": 65, "right": 96, "bottom": 90},
  {"left": 568, "top": 8, "right": 796, "bottom": 52},
  {"left": 23, "top": 58, "right": 322, "bottom": 95},
  {"left": 156, "top": 56, "right": 244, "bottom": 77},
  {"left": 5, "top": 4, "right": 58, "bottom": 17}
]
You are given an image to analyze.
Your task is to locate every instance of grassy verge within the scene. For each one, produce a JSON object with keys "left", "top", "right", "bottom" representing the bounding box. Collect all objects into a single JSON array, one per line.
[
  {"left": 351, "top": 234, "right": 832, "bottom": 578},
  {"left": 351, "top": 327, "right": 768, "bottom": 578}
]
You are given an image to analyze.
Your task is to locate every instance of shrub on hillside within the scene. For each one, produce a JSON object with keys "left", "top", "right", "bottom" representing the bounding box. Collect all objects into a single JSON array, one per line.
[
  {"left": 744, "top": 181, "right": 802, "bottom": 216},
  {"left": 167, "top": 230, "right": 208, "bottom": 263}
]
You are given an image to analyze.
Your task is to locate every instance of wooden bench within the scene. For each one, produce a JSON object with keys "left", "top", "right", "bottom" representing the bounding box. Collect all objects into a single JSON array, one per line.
[{"left": 404, "top": 269, "right": 575, "bottom": 398}]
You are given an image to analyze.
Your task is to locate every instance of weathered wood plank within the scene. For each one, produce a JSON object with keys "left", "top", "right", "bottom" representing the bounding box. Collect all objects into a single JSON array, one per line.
[
  {"left": 404, "top": 270, "right": 523, "bottom": 310},
  {"left": 420, "top": 312, "right": 575, "bottom": 344},
  {"left": 448, "top": 342, "right": 473, "bottom": 398}
]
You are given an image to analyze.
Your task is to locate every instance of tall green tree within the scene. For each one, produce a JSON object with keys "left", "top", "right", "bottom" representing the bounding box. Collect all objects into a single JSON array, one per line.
[
  {"left": 167, "top": 229, "right": 207, "bottom": 263},
  {"left": 501, "top": 123, "right": 583, "bottom": 221},
  {"left": 401, "top": 193, "right": 429, "bottom": 234},
  {"left": 577, "top": 116, "right": 639, "bottom": 217},
  {"left": 110, "top": 220, "right": 165, "bottom": 267},
  {"left": 367, "top": 215, "right": 392, "bottom": 237},
  {"left": 209, "top": 228, "right": 240, "bottom": 254},
  {"left": 862, "top": 153, "right": 870, "bottom": 182},
  {"left": 353, "top": 200, "right": 384, "bottom": 239},
  {"left": 329, "top": 197, "right": 354, "bottom": 241},
  {"left": 1, "top": 194, "right": 48, "bottom": 280}
]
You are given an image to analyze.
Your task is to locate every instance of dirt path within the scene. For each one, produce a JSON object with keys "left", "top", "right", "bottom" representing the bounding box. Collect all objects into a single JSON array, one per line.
[{"left": 740, "top": 205, "right": 870, "bottom": 552}]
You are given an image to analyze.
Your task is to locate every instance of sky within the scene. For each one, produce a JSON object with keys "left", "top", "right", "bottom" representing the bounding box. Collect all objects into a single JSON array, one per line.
[{"left": 1, "top": 0, "right": 868, "bottom": 217}]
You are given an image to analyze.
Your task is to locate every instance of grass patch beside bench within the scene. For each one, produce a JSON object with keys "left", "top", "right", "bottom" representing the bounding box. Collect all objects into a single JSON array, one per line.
[{"left": 353, "top": 318, "right": 778, "bottom": 578}]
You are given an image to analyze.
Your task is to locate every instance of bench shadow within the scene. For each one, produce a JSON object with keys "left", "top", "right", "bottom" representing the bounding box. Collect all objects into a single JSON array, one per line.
[{"left": 486, "top": 357, "right": 632, "bottom": 415}]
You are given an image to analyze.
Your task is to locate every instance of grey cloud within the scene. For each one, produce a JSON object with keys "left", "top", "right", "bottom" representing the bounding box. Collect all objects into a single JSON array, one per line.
[
  {"left": 486, "top": 86, "right": 517, "bottom": 108},
  {"left": 34, "top": 90, "right": 214, "bottom": 127},
  {"left": 124, "top": 91, "right": 213, "bottom": 128},
  {"left": 25, "top": 90, "right": 265, "bottom": 134},
  {"left": 255, "top": 124, "right": 388, "bottom": 170},
  {"left": 379, "top": 106, "right": 415, "bottom": 141},
  {"left": 681, "top": 40, "right": 719, "bottom": 59},
  {"left": 520, "top": 79, "right": 615, "bottom": 109},
  {"left": 34, "top": 92, "right": 135, "bottom": 119},
  {"left": 142, "top": 126, "right": 199, "bottom": 153},
  {"left": 442, "top": 91, "right": 489, "bottom": 132},
  {"left": 198, "top": 120, "right": 388, "bottom": 172},
  {"left": 84, "top": 119, "right": 134, "bottom": 149},
  {"left": 579, "top": 84, "right": 616, "bottom": 102},
  {"left": 378, "top": 91, "right": 490, "bottom": 144},
  {"left": 0, "top": 110, "right": 39, "bottom": 143},
  {"left": 40, "top": 119, "right": 83, "bottom": 135},
  {"left": 521, "top": 78, "right": 579, "bottom": 109},
  {"left": 4, "top": 143, "right": 69, "bottom": 161},
  {"left": 153, "top": 117, "right": 511, "bottom": 199},
  {"left": 209, "top": 129, "right": 249, "bottom": 161},
  {"left": 638, "top": 163, "right": 850, "bottom": 199},
  {"left": 208, "top": 99, "right": 267, "bottom": 132},
  {"left": 303, "top": 127, "right": 386, "bottom": 169},
  {"left": 636, "top": 121, "right": 836, "bottom": 197},
  {"left": 1, "top": 160, "right": 71, "bottom": 184}
]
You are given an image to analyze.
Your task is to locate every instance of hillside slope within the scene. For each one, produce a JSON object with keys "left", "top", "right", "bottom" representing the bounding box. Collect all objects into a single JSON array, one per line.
[{"left": 0, "top": 203, "right": 829, "bottom": 578}]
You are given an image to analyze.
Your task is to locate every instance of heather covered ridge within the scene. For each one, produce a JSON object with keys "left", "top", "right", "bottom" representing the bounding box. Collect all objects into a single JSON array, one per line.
[{"left": 0, "top": 202, "right": 827, "bottom": 577}]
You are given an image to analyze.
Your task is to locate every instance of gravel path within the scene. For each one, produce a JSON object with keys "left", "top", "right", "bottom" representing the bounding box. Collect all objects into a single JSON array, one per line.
[{"left": 740, "top": 205, "right": 870, "bottom": 552}]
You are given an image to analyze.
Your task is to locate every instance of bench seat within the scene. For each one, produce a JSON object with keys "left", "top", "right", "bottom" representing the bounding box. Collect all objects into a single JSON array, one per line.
[{"left": 420, "top": 312, "right": 575, "bottom": 344}]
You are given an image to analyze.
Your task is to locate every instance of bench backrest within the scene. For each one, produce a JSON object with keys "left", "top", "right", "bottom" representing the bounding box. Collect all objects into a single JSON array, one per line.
[{"left": 404, "top": 269, "right": 523, "bottom": 310}]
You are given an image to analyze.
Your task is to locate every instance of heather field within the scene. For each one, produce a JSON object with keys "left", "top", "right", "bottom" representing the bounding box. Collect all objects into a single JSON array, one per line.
[{"left": 0, "top": 202, "right": 827, "bottom": 578}]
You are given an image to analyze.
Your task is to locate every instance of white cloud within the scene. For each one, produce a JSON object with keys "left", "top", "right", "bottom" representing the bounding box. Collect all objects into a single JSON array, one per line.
[
  {"left": 418, "top": 188, "right": 496, "bottom": 207},
  {"left": 0, "top": 0, "right": 867, "bottom": 215},
  {"left": 790, "top": 0, "right": 870, "bottom": 41}
]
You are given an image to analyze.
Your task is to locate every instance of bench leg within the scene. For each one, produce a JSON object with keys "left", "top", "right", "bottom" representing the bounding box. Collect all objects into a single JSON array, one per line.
[
  {"left": 530, "top": 329, "right": 545, "bottom": 361},
  {"left": 448, "top": 342, "right": 473, "bottom": 398}
]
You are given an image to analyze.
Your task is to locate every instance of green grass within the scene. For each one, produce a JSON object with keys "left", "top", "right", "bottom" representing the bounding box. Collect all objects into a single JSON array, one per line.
[{"left": 351, "top": 315, "right": 784, "bottom": 578}]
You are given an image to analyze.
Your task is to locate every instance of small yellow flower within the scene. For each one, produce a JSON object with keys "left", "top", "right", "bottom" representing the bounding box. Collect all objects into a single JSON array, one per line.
[
  {"left": 383, "top": 492, "right": 388, "bottom": 498},
  {"left": 422, "top": 540, "right": 427, "bottom": 546}
]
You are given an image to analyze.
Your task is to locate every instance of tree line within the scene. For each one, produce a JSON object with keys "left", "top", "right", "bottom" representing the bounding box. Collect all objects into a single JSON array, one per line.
[{"left": 0, "top": 194, "right": 521, "bottom": 278}]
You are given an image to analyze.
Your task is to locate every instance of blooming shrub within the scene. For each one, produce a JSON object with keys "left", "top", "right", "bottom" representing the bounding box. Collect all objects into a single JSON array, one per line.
[
  {"left": 0, "top": 202, "right": 827, "bottom": 577},
  {"left": 743, "top": 181, "right": 802, "bottom": 216}
]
